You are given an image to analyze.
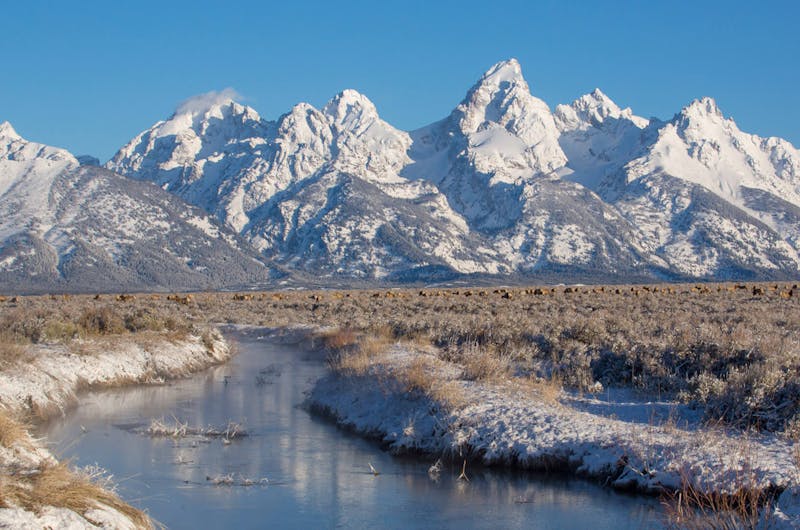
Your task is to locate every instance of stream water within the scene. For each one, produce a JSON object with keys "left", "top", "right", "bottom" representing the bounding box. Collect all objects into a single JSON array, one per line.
[{"left": 39, "top": 328, "right": 665, "bottom": 528}]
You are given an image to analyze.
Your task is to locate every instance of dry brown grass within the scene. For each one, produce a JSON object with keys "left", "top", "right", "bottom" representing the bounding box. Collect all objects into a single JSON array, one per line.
[
  {"left": 318, "top": 328, "right": 359, "bottom": 351},
  {"left": 0, "top": 410, "right": 31, "bottom": 450},
  {"left": 398, "top": 355, "right": 468, "bottom": 411},
  {"left": 0, "top": 298, "right": 191, "bottom": 347},
  {"left": 324, "top": 328, "right": 393, "bottom": 376},
  {"left": 0, "top": 340, "right": 28, "bottom": 369},
  {"left": 2, "top": 285, "right": 795, "bottom": 526},
  {"left": 400, "top": 355, "right": 436, "bottom": 394},
  {"left": 661, "top": 479, "right": 772, "bottom": 529},
  {"left": 458, "top": 343, "right": 512, "bottom": 382},
  {"left": 0, "top": 461, "right": 152, "bottom": 528},
  {"left": 792, "top": 445, "right": 800, "bottom": 482},
  {"left": 513, "top": 374, "right": 563, "bottom": 404},
  {"left": 427, "top": 380, "right": 468, "bottom": 411},
  {"left": 200, "top": 329, "right": 217, "bottom": 353},
  {"left": 660, "top": 441, "right": 780, "bottom": 530},
  {"left": 358, "top": 334, "right": 393, "bottom": 358},
  {"left": 0, "top": 410, "right": 151, "bottom": 527}
]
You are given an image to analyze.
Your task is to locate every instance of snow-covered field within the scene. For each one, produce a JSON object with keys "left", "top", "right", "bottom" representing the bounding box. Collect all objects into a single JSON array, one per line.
[
  {"left": 0, "top": 330, "right": 231, "bottom": 529},
  {"left": 308, "top": 343, "right": 800, "bottom": 528}
]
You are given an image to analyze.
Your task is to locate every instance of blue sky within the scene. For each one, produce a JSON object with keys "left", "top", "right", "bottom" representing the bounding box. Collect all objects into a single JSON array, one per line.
[{"left": 1, "top": 0, "right": 798, "bottom": 161}]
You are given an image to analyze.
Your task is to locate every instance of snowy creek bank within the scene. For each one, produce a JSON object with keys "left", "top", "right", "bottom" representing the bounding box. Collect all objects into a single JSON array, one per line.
[
  {"left": 308, "top": 343, "right": 800, "bottom": 527},
  {"left": 0, "top": 328, "right": 231, "bottom": 529},
  {"left": 32, "top": 327, "right": 666, "bottom": 529},
  {"left": 0, "top": 329, "right": 230, "bottom": 419}
]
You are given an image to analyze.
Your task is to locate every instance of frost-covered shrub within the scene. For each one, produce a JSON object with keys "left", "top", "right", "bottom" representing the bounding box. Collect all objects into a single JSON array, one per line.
[
  {"left": 684, "top": 372, "right": 726, "bottom": 404},
  {"left": 784, "top": 414, "right": 800, "bottom": 441},
  {"left": 703, "top": 364, "right": 800, "bottom": 431},
  {"left": 547, "top": 340, "right": 596, "bottom": 390},
  {"left": 591, "top": 350, "right": 630, "bottom": 387},
  {"left": 78, "top": 306, "right": 127, "bottom": 335},
  {"left": 459, "top": 342, "right": 511, "bottom": 381},
  {"left": 662, "top": 342, "right": 763, "bottom": 381}
]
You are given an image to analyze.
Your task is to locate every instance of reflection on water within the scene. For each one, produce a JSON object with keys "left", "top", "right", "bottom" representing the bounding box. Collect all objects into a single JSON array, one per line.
[{"left": 39, "top": 329, "right": 664, "bottom": 529}]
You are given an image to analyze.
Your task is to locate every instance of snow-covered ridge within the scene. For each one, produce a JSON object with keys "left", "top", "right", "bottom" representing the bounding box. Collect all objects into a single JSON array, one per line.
[
  {"left": 0, "top": 125, "right": 279, "bottom": 293},
  {"left": 102, "top": 57, "right": 800, "bottom": 282},
  {"left": 3, "top": 57, "right": 800, "bottom": 287}
]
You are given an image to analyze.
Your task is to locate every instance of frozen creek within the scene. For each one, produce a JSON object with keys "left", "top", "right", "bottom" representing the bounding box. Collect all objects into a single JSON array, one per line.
[{"left": 39, "top": 328, "right": 665, "bottom": 529}]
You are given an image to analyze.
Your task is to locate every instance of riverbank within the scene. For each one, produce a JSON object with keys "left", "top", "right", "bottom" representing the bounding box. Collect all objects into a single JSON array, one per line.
[
  {"left": 2, "top": 285, "right": 799, "bottom": 526},
  {"left": 0, "top": 329, "right": 231, "bottom": 529},
  {"left": 308, "top": 339, "right": 800, "bottom": 528}
]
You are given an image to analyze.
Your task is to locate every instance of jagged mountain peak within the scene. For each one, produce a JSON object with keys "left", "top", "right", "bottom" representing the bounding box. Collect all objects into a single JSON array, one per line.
[
  {"left": 590, "top": 87, "right": 606, "bottom": 98},
  {"left": 287, "top": 101, "right": 317, "bottom": 115},
  {"left": 173, "top": 88, "right": 242, "bottom": 116},
  {"left": 276, "top": 102, "right": 329, "bottom": 135},
  {"left": 0, "top": 125, "right": 77, "bottom": 166},
  {"left": 105, "top": 90, "right": 272, "bottom": 209},
  {"left": 479, "top": 58, "right": 525, "bottom": 86},
  {"left": 151, "top": 90, "right": 266, "bottom": 142},
  {"left": 573, "top": 88, "right": 622, "bottom": 118},
  {"left": 455, "top": 58, "right": 539, "bottom": 135},
  {"left": 667, "top": 97, "right": 737, "bottom": 151},
  {"left": 447, "top": 58, "right": 566, "bottom": 173},
  {"left": 323, "top": 89, "right": 381, "bottom": 134},
  {"left": 556, "top": 89, "right": 648, "bottom": 132},
  {"left": 0, "top": 121, "right": 21, "bottom": 141},
  {"left": 325, "top": 88, "right": 376, "bottom": 110},
  {"left": 675, "top": 97, "right": 727, "bottom": 128},
  {"left": 684, "top": 96, "right": 723, "bottom": 116}
]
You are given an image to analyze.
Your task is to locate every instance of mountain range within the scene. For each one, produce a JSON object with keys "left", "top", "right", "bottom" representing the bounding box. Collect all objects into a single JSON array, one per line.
[{"left": 2, "top": 58, "right": 799, "bottom": 292}]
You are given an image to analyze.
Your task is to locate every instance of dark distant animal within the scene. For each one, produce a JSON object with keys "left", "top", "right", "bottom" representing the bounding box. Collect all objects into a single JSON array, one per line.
[
  {"left": 167, "top": 294, "right": 192, "bottom": 305},
  {"left": 233, "top": 293, "right": 254, "bottom": 301}
]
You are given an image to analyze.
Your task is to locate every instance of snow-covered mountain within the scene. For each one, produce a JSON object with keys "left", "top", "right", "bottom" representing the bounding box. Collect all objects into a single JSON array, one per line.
[
  {"left": 106, "top": 61, "right": 660, "bottom": 281},
  {"left": 108, "top": 89, "right": 507, "bottom": 279},
  {"left": 0, "top": 122, "right": 280, "bottom": 293},
  {"left": 8, "top": 57, "right": 799, "bottom": 289},
  {"left": 405, "top": 60, "right": 654, "bottom": 276},
  {"left": 405, "top": 58, "right": 566, "bottom": 233},
  {"left": 554, "top": 91, "right": 800, "bottom": 278}
]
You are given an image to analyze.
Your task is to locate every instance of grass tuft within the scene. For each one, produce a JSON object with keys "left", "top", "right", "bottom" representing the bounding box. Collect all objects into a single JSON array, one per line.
[
  {"left": 0, "top": 410, "right": 31, "bottom": 450},
  {"left": 0, "top": 340, "right": 28, "bottom": 369},
  {"left": 0, "top": 461, "right": 152, "bottom": 528}
]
